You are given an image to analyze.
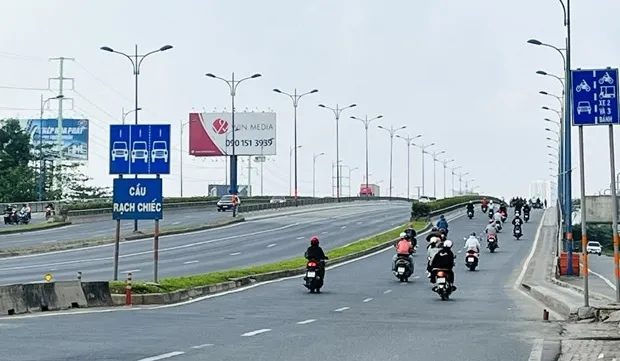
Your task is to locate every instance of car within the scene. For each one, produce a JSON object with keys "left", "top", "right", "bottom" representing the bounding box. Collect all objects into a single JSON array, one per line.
[
  {"left": 217, "top": 195, "right": 240, "bottom": 212},
  {"left": 586, "top": 241, "right": 602, "bottom": 256},
  {"left": 418, "top": 196, "right": 431, "bottom": 203},
  {"left": 577, "top": 101, "right": 592, "bottom": 115},
  {"left": 111, "top": 141, "right": 128, "bottom": 161},
  {"left": 131, "top": 141, "right": 148, "bottom": 163},
  {"left": 269, "top": 196, "right": 286, "bottom": 204},
  {"left": 151, "top": 141, "right": 168, "bottom": 162}
]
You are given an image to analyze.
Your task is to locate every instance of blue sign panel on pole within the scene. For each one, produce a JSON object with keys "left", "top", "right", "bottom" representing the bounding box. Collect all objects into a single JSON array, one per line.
[
  {"left": 571, "top": 68, "right": 619, "bottom": 126},
  {"left": 109, "top": 124, "right": 171, "bottom": 175},
  {"left": 112, "top": 178, "right": 163, "bottom": 220}
]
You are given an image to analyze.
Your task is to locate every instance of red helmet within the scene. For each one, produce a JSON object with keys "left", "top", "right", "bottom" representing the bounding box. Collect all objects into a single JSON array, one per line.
[{"left": 310, "top": 236, "right": 319, "bottom": 245}]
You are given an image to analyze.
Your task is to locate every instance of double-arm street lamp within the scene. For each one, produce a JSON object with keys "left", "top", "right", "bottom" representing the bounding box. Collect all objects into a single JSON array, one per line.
[
  {"left": 378, "top": 125, "right": 407, "bottom": 198},
  {"left": 412, "top": 142, "right": 435, "bottom": 197},
  {"left": 351, "top": 114, "right": 383, "bottom": 197},
  {"left": 429, "top": 150, "right": 446, "bottom": 198},
  {"left": 396, "top": 134, "right": 422, "bottom": 199}
]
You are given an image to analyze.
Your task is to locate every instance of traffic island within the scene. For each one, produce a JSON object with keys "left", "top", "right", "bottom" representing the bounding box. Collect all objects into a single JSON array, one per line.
[
  {"left": 0, "top": 217, "right": 245, "bottom": 258},
  {"left": 0, "top": 220, "right": 72, "bottom": 235}
]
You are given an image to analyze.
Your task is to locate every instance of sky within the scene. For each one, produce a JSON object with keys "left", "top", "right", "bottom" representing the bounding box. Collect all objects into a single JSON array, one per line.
[{"left": 0, "top": 0, "right": 617, "bottom": 200}]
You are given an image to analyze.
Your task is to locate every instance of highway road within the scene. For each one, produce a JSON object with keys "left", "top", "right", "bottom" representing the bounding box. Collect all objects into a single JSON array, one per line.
[
  {"left": 584, "top": 254, "right": 618, "bottom": 300},
  {"left": 0, "top": 209, "right": 552, "bottom": 361},
  {"left": 0, "top": 202, "right": 413, "bottom": 284}
]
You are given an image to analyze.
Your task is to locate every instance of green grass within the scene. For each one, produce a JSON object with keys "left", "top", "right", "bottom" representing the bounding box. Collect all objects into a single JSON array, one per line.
[
  {"left": 0, "top": 221, "right": 70, "bottom": 234},
  {"left": 109, "top": 220, "right": 428, "bottom": 294}
]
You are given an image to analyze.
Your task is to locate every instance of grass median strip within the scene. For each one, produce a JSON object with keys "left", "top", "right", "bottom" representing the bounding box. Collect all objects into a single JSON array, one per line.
[
  {"left": 0, "top": 217, "right": 245, "bottom": 258},
  {"left": 0, "top": 221, "right": 72, "bottom": 235},
  {"left": 109, "top": 220, "right": 428, "bottom": 294}
]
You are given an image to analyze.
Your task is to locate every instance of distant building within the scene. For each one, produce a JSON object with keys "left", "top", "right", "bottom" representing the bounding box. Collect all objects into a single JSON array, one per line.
[{"left": 529, "top": 180, "right": 552, "bottom": 205}]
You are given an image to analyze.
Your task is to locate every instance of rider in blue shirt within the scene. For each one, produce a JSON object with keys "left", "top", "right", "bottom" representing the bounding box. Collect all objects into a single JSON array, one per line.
[{"left": 436, "top": 215, "right": 448, "bottom": 233}]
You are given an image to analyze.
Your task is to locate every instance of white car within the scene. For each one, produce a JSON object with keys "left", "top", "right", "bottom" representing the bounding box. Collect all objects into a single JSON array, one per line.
[
  {"left": 269, "top": 196, "right": 286, "bottom": 204},
  {"left": 586, "top": 241, "right": 602, "bottom": 256}
]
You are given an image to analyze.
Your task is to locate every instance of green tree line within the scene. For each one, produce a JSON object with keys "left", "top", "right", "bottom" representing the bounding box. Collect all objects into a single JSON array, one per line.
[{"left": 0, "top": 118, "right": 109, "bottom": 203}]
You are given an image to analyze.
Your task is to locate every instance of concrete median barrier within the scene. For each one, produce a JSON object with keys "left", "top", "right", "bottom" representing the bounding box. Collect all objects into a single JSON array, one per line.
[{"left": 80, "top": 281, "right": 114, "bottom": 307}]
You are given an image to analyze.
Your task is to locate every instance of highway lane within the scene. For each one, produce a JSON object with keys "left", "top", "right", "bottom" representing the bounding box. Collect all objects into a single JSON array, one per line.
[
  {"left": 0, "top": 210, "right": 553, "bottom": 361},
  {"left": 584, "top": 254, "right": 617, "bottom": 300},
  {"left": 0, "top": 202, "right": 412, "bottom": 284}
]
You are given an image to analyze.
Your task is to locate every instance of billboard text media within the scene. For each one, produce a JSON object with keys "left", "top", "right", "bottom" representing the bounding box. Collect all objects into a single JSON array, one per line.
[{"left": 20, "top": 119, "right": 89, "bottom": 161}]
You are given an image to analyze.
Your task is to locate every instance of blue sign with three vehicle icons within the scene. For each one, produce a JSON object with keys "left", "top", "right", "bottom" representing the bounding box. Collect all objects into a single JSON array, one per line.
[{"left": 109, "top": 124, "right": 171, "bottom": 174}]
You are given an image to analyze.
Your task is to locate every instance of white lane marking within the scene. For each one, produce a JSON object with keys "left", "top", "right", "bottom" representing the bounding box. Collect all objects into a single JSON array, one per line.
[
  {"left": 527, "top": 339, "right": 544, "bottom": 361},
  {"left": 296, "top": 319, "right": 316, "bottom": 325},
  {"left": 598, "top": 353, "right": 604, "bottom": 359},
  {"left": 296, "top": 236, "right": 304, "bottom": 240},
  {"left": 229, "top": 252, "right": 242, "bottom": 256},
  {"left": 172, "top": 222, "right": 181, "bottom": 225},
  {"left": 341, "top": 226, "right": 347, "bottom": 229},
  {"left": 122, "top": 269, "right": 140, "bottom": 273},
  {"left": 190, "top": 344, "right": 213, "bottom": 349},
  {"left": 241, "top": 328, "right": 271, "bottom": 337},
  {"left": 0, "top": 206, "right": 394, "bottom": 267},
  {"left": 580, "top": 263, "right": 617, "bottom": 291},
  {"left": 334, "top": 307, "right": 350, "bottom": 312},
  {"left": 321, "top": 231, "right": 328, "bottom": 234},
  {"left": 413, "top": 275, "right": 420, "bottom": 279},
  {"left": 183, "top": 260, "right": 198, "bottom": 265},
  {"left": 457, "top": 250, "right": 462, "bottom": 253},
  {"left": 356, "top": 222, "right": 362, "bottom": 225},
  {"left": 50, "top": 268, "right": 58, "bottom": 271},
  {"left": 150, "top": 212, "right": 465, "bottom": 310},
  {"left": 362, "top": 298, "right": 373, "bottom": 302},
  {"left": 137, "top": 351, "right": 185, "bottom": 361},
  {"left": 42, "top": 240, "right": 58, "bottom": 244},
  {"left": 383, "top": 289, "right": 392, "bottom": 294},
  {"left": 267, "top": 243, "right": 277, "bottom": 248},
  {"left": 514, "top": 210, "right": 546, "bottom": 288}
]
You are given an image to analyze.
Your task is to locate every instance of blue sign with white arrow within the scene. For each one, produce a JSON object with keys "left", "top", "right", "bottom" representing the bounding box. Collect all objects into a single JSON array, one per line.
[
  {"left": 112, "top": 178, "right": 163, "bottom": 220},
  {"left": 571, "top": 68, "right": 620, "bottom": 126},
  {"left": 109, "top": 124, "right": 171, "bottom": 174}
]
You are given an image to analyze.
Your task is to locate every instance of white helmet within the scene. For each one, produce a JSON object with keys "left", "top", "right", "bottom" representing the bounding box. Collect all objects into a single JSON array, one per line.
[
  {"left": 399, "top": 232, "right": 407, "bottom": 238},
  {"left": 443, "top": 240, "right": 453, "bottom": 248},
  {"left": 429, "top": 236, "right": 440, "bottom": 244}
]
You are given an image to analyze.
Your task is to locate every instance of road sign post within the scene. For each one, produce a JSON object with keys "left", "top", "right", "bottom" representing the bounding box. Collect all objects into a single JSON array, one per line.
[
  {"left": 571, "top": 67, "right": 620, "bottom": 304},
  {"left": 110, "top": 124, "right": 170, "bottom": 282}
]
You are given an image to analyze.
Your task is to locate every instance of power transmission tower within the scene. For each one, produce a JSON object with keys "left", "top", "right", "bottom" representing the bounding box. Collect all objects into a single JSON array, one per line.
[{"left": 48, "top": 57, "right": 75, "bottom": 161}]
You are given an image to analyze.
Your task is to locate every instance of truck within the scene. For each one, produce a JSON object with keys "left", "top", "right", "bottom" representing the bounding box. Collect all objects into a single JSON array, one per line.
[{"left": 359, "top": 184, "right": 380, "bottom": 197}]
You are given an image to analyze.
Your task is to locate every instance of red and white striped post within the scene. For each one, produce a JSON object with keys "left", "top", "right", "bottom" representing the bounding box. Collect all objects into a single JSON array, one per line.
[{"left": 125, "top": 272, "right": 132, "bottom": 306}]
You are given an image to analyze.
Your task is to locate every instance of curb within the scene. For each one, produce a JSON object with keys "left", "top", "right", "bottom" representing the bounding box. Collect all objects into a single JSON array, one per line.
[
  {"left": 549, "top": 276, "right": 615, "bottom": 303},
  {"left": 0, "top": 221, "right": 72, "bottom": 235},
  {"left": 0, "top": 218, "right": 245, "bottom": 259},
  {"left": 111, "top": 222, "right": 440, "bottom": 306}
]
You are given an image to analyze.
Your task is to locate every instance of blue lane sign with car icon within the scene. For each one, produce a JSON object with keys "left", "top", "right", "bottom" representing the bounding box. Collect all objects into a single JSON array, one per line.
[
  {"left": 571, "top": 68, "right": 620, "bottom": 126},
  {"left": 109, "top": 124, "right": 171, "bottom": 175}
]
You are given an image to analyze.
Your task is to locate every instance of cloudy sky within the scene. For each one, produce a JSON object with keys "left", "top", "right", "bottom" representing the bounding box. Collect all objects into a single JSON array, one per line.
[{"left": 0, "top": 0, "right": 616, "bottom": 199}]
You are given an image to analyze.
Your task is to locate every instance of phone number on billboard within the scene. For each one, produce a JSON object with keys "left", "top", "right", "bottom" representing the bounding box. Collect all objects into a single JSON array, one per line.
[{"left": 226, "top": 138, "right": 274, "bottom": 147}]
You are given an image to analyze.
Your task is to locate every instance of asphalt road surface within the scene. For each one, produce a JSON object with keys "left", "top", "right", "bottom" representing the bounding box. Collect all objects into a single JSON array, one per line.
[
  {"left": 0, "top": 210, "right": 554, "bottom": 361},
  {"left": 0, "top": 202, "right": 412, "bottom": 284},
  {"left": 584, "top": 254, "right": 618, "bottom": 300}
]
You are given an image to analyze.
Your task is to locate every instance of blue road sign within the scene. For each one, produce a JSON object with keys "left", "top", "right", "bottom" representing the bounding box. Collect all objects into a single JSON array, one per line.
[
  {"left": 109, "top": 124, "right": 171, "bottom": 175},
  {"left": 112, "top": 178, "right": 163, "bottom": 220},
  {"left": 571, "top": 68, "right": 620, "bottom": 126}
]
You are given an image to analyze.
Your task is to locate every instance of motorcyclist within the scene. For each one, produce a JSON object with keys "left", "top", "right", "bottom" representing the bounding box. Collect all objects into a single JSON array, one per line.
[
  {"left": 438, "top": 227, "right": 448, "bottom": 240},
  {"left": 466, "top": 201, "right": 475, "bottom": 215},
  {"left": 426, "top": 235, "right": 443, "bottom": 277},
  {"left": 392, "top": 232, "right": 414, "bottom": 272},
  {"left": 485, "top": 219, "right": 499, "bottom": 247},
  {"left": 464, "top": 232, "right": 481, "bottom": 254},
  {"left": 426, "top": 226, "right": 442, "bottom": 243},
  {"left": 493, "top": 209, "right": 503, "bottom": 226},
  {"left": 404, "top": 223, "right": 417, "bottom": 249},
  {"left": 436, "top": 215, "right": 449, "bottom": 233},
  {"left": 481, "top": 197, "right": 488, "bottom": 209},
  {"left": 523, "top": 202, "right": 531, "bottom": 215},
  {"left": 429, "top": 240, "right": 457, "bottom": 291},
  {"left": 304, "top": 236, "right": 328, "bottom": 279},
  {"left": 512, "top": 214, "right": 524, "bottom": 230}
]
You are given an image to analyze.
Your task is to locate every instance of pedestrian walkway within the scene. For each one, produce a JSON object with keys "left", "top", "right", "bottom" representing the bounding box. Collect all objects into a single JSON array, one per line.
[{"left": 558, "top": 323, "right": 620, "bottom": 360}]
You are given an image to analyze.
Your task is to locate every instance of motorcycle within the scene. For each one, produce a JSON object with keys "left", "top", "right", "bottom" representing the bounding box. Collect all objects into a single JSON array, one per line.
[
  {"left": 432, "top": 269, "right": 453, "bottom": 300},
  {"left": 488, "top": 209, "right": 494, "bottom": 219},
  {"left": 303, "top": 260, "right": 324, "bottom": 293},
  {"left": 494, "top": 220, "right": 503, "bottom": 232},
  {"left": 487, "top": 235, "right": 498, "bottom": 253},
  {"left": 500, "top": 212, "right": 507, "bottom": 223},
  {"left": 464, "top": 249, "right": 479, "bottom": 271},
  {"left": 523, "top": 212, "right": 530, "bottom": 223},
  {"left": 513, "top": 225, "right": 523, "bottom": 240},
  {"left": 467, "top": 210, "right": 474, "bottom": 219},
  {"left": 394, "top": 255, "right": 414, "bottom": 282},
  {"left": 45, "top": 207, "right": 55, "bottom": 220},
  {"left": 481, "top": 205, "right": 488, "bottom": 213}
]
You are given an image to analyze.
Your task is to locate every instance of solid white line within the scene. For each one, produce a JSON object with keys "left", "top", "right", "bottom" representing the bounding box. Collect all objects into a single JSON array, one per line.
[
  {"left": 122, "top": 269, "right": 140, "bottom": 273},
  {"left": 296, "top": 319, "right": 316, "bottom": 325},
  {"left": 581, "top": 264, "right": 617, "bottom": 291},
  {"left": 183, "top": 260, "right": 198, "bottom": 265},
  {"left": 267, "top": 243, "right": 277, "bottom": 248},
  {"left": 42, "top": 240, "right": 58, "bottom": 244},
  {"left": 383, "top": 289, "right": 392, "bottom": 294},
  {"left": 296, "top": 236, "right": 304, "bottom": 240},
  {"left": 172, "top": 222, "right": 181, "bottom": 225},
  {"left": 334, "top": 307, "right": 350, "bottom": 312},
  {"left": 527, "top": 339, "right": 544, "bottom": 361},
  {"left": 241, "top": 328, "right": 271, "bottom": 337},
  {"left": 514, "top": 209, "right": 546, "bottom": 288},
  {"left": 341, "top": 226, "right": 347, "bottom": 229},
  {"left": 137, "top": 351, "right": 185, "bottom": 361},
  {"left": 321, "top": 231, "right": 328, "bottom": 234},
  {"left": 190, "top": 344, "right": 213, "bottom": 349},
  {"left": 229, "top": 252, "right": 242, "bottom": 256},
  {"left": 362, "top": 298, "right": 373, "bottom": 302}
]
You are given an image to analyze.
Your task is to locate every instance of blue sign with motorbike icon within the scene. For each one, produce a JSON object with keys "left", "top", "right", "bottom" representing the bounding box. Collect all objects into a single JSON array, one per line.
[{"left": 571, "top": 68, "right": 619, "bottom": 126}]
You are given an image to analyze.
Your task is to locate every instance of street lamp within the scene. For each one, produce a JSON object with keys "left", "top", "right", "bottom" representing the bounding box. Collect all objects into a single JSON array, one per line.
[
  {"left": 545, "top": 127, "right": 560, "bottom": 137},
  {"left": 536, "top": 70, "right": 565, "bottom": 87},
  {"left": 312, "top": 152, "right": 325, "bottom": 197},
  {"left": 549, "top": 153, "right": 559, "bottom": 159},
  {"left": 539, "top": 91, "right": 563, "bottom": 107},
  {"left": 429, "top": 150, "right": 446, "bottom": 198},
  {"left": 395, "top": 134, "right": 422, "bottom": 199},
  {"left": 122, "top": 107, "right": 142, "bottom": 124},
  {"left": 378, "top": 125, "right": 407, "bottom": 198},
  {"left": 351, "top": 114, "right": 383, "bottom": 197},
  {"left": 318, "top": 103, "right": 357, "bottom": 201},
  {"left": 273, "top": 88, "right": 318, "bottom": 205},
  {"left": 456, "top": 172, "right": 469, "bottom": 194},
  {"left": 38, "top": 94, "right": 64, "bottom": 201},
  {"left": 100, "top": 43, "right": 173, "bottom": 233},
  {"left": 289, "top": 145, "right": 302, "bottom": 196},
  {"left": 542, "top": 106, "right": 562, "bottom": 119},
  {"left": 547, "top": 137, "right": 559, "bottom": 144},
  {"left": 450, "top": 165, "right": 462, "bottom": 197},
  {"left": 545, "top": 118, "right": 560, "bottom": 126},
  {"left": 440, "top": 158, "right": 454, "bottom": 198},
  {"left": 205, "top": 72, "right": 262, "bottom": 201},
  {"left": 412, "top": 142, "right": 435, "bottom": 197}
]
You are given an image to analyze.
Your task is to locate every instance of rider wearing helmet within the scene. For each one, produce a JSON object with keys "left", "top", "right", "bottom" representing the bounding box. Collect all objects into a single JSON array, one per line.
[
  {"left": 485, "top": 219, "right": 499, "bottom": 247},
  {"left": 438, "top": 227, "right": 448, "bottom": 240},
  {"left": 436, "top": 215, "right": 449, "bottom": 233},
  {"left": 304, "top": 236, "right": 328, "bottom": 279},
  {"left": 426, "top": 235, "right": 443, "bottom": 277},
  {"left": 404, "top": 223, "right": 417, "bottom": 249},
  {"left": 392, "top": 232, "right": 414, "bottom": 272},
  {"left": 464, "top": 232, "right": 481, "bottom": 254},
  {"left": 426, "top": 226, "right": 442, "bottom": 243},
  {"left": 466, "top": 200, "right": 475, "bottom": 215},
  {"left": 429, "top": 239, "right": 457, "bottom": 291}
]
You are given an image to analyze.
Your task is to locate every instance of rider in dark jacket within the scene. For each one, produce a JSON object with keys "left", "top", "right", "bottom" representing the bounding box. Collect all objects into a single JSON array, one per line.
[
  {"left": 466, "top": 201, "right": 475, "bottom": 214},
  {"left": 429, "top": 240, "right": 457, "bottom": 291},
  {"left": 426, "top": 227, "right": 442, "bottom": 243},
  {"left": 305, "top": 236, "right": 328, "bottom": 278},
  {"left": 404, "top": 224, "right": 417, "bottom": 248}
]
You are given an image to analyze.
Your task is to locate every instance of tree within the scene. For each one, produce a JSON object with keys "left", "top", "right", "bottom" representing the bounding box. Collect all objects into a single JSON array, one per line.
[
  {"left": 0, "top": 119, "right": 38, "bottom": 202},
  {"left": 49, "top": 162, "right": 110, "bottom": 200}
]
